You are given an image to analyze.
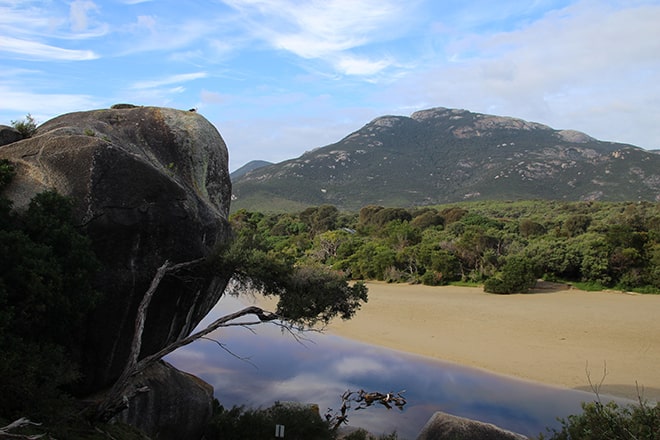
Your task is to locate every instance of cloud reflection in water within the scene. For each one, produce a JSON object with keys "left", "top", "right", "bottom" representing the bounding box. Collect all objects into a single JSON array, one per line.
[{"left": 166, "top": 296, "right": 599, "bottom": 439}]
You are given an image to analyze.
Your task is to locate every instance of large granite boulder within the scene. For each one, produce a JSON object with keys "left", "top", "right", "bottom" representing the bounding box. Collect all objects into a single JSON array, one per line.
[
  {"left": 416, "top": 411, "right": 528, "bottom": 440},
  {"left": 0, "top": 106, "right": 232, "bottom": 393},
  {"left": 118, "top": 361, "right": 214, "bottom": 440}
]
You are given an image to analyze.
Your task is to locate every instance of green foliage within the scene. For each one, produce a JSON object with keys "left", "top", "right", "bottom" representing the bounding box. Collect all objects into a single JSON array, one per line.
[
  {"left": 563, "top": 214, "right": 592, "bottom": 237},
  {"left": 2, "top": 190, "right": 100, "bottom": 349},
  {"left": 224, "top": 210, "right": 368, "bottom": 326},
  {"left": 10, "top": 113, "right": 38, "bottom": 138},
  {"left": 0, "top": 159, "right": 15, "bottom": 192},
  {"left": 205, "top": 401, "right": 334, "bottom": 440},
  {"left": 520, "top": 218, "right": 546, "bottom": 237},
  {"left": 0, "top": 168, "right": 100, "bottom": 421},
  {"left": 344, "top": 428, "right": 401, "bottom": 440},
  {"left": 484, "top": 255, "right": 537, "bottom": 294},
  {"left": 410, "top": 208, "right": 444, "bottom": 229},
  {"left": 229, "top": 201, "right": 660, "bottom": 294},
  {"left": 300, "top": 204, "right": 339, "bottom": 234},
  {"left": 277, "top": 265, "right": 368, "bottom": 325},
  {"left": 358, "top": 206, "right": 412, "bottom": 231},
  {"left": 538, "top": 399, "right": 660, "bottom": 440}
]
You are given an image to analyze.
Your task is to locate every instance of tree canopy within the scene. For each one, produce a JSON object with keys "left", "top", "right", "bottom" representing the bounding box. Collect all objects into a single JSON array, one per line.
[{"left": 229, "top": 200, "right": 660, "bottom": 294}]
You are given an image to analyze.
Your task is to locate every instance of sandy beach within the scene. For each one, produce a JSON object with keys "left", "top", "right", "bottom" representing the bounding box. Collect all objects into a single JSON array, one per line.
[{"left": 323, "top": 282, "right": 660, "bottom": 402}]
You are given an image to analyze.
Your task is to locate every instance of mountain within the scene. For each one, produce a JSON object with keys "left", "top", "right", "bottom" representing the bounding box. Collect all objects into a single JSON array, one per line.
[
  {"left": 231, "top": 107, "right": 660, "bottom": 211},
  {"left": 230, "top": 159, "right": 272, "bottom": 180}
]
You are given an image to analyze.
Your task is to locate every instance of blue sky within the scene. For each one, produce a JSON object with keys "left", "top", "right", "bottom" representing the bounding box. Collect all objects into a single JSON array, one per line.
[{"left": 1, "top": 0, "right": 659, "bottom": 171}]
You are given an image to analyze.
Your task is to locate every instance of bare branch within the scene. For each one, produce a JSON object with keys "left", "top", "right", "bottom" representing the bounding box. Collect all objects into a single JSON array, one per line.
[
  {"left": 0, "top": 418, "right": 47, "bottom": 439},
  {"left": 325, "top": 389, "right": 407, "bottom": 431},
  {"left": 199, "top": 336, "right": 258, "bottom": 369},
  {"left": 585, "top": 360, "right": 608, "bottom": 403},
  {"left": 92, "top": 256, "right": 283, "bottom": 423}
]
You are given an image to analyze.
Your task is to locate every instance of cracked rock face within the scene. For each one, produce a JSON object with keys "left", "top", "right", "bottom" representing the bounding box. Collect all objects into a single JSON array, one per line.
[{"left": 0, "top": 106, "right": 232, "bottom": 393}]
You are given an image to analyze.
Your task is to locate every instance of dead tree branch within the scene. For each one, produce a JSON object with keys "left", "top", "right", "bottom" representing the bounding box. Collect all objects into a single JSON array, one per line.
[
  {"left": 325, "top": 389, "right": 407, "bottom": 431},
  {"left": 93, "top": 258, "right": 281, "bottom": 422},
  {"left": 0, "top": 418, "right": 47, "bottom": 439},
  {"left": 585, "top": 360, "right": 608, "bottom": 403}
]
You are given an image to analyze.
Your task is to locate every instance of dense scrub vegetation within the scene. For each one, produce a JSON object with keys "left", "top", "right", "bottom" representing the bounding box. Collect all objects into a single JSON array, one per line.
[
  {"left": 204, "top": 401, "right": 400, "bottom": 440},
  {"left": 0, "top": 161, "right": 149, "bottom": 438},
  {"left": 230, "top": 200, "right": 660, "bottom": 294},
  {"left": 539, "top": 398, "right": 660, "bottom": 439},
  {"left": 0, "top": 160, "right": 100, "bottom": 424}
]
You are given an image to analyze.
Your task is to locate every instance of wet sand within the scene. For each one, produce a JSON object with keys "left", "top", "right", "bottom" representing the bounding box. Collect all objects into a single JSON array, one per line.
[{"left": 324, "top": 282, "right": 660, "bottom": 401}]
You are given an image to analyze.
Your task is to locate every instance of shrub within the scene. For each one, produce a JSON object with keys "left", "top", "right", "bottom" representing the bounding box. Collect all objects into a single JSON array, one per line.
[
  {"left": 10, "top": 113, "right": 38, "bottom": 138},
  {"left": 0, "top": 169, "right": 100, "bottom": 421},
  {"left": 344, "top": 428, "right": 400, "bottom": 440},
  {"left": 205, "top": 401, "right": 334, "bottom": 440},
  {"left": 484, "top": 256, "right": 536, "bottom": 294},
  {"left": 538, "top": 399, "right": 660, "bottom": 439}
]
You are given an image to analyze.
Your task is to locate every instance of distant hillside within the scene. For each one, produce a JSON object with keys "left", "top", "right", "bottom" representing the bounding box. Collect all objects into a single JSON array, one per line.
[
  {"left": 230, "top": 160, "right": 272, "bottom": 180},
  {"left": 232, "top": 107, "right": 660, "bottom": 211}
]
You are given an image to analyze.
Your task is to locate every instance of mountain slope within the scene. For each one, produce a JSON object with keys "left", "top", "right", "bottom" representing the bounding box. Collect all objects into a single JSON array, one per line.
[
  {"left": 232, "top": 107, "right": 660, "bottom": 211},
  {"left": 230, "top": 160, "right": 272, "bottom": 180}
]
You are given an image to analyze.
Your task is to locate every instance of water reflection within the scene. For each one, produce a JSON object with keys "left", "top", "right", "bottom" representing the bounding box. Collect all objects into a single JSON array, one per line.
[{"left": 166, "top": 297, "right": 618, "bottom": 439}]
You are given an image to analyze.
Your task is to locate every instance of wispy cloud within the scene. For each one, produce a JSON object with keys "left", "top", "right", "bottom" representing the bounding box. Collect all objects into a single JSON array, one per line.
[
  {"left": 334, "top": 55, "right": 394, "bottom": 76},
  {"left": 0, "top": 36, "right": 98, "bottom": 61},
  {"left": 0, "top": 85, "right": 99, "bottom": 119},
  {"left": 1, "top": 0, "right": 108, "bottom": 37},
  {"left": 222, "top": 0, "right": 419, "bottom": 76},
  {"left": 69, "top": 0, "right": 100, "bottom": 32},
  {"left": 130, "top": 72, "right": 209, "bottom": 89}
]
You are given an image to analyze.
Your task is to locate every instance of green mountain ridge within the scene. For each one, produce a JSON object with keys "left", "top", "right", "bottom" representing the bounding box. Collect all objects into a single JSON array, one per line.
[
  {"left": 230, "top": 159, "right": 273, "bottom": 180},
  {"left": 231, "top": 107, "right": 660, "bottom": 212}
]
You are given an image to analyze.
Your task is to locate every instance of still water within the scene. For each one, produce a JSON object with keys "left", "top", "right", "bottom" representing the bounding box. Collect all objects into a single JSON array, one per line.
[{"left": 166, "top": 296, "right": 619, "bottom": 439}]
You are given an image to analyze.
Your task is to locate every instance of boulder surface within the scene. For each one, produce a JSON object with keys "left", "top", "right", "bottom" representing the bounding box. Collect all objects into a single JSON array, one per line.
[
  {"left": 416, "top": 411, "right": 528, "bottom": 440},
  {"left": 0, "top": 124, "right": 22, "bottom": 146},
  {"left": 0, "top": 106, "right": 232, "bottom": 393},
  {"left": 117, "top": 361, "right": 214, "bottom": 440}
]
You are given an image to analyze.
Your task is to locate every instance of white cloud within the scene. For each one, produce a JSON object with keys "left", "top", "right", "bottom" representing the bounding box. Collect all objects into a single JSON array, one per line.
[
  {"left": 0, "top": 86, "right": 99, "bottom": 122},
  {"left": 119, "top": 15, "right": 226, "bottom": 55},
  {"left": 332, "top": 356, "right": 389, "bottom": 376},
  {"left": 334, "top": 55, "right": 394, "bottom": 76},
  {"left": 382, "top": 0, "right": 660, "bottom": 149},
  {"left": 69, "top": 0, "right": 99, "bottom": 32},
  {"left": 221, "top": 0, "right": 419, "bottom": 76},
  {"left": 130, "top": 72, "right": 208, "bottom": 89},
  {"left": 0, "top": 36, "right": 98, "bottom": 60}
]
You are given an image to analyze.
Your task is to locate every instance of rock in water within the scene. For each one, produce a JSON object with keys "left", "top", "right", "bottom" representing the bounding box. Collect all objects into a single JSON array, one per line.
[
  {"left": 0, "top": 106, "right": 232, "bottom": 393},
  {"left": 416, "top": 411, "right": 528, "bottom": 440}
]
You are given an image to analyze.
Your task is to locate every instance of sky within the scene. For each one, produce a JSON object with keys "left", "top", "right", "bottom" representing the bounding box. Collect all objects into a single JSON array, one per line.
[{"left": 1, "top": 1, "right": 659, "bottom": 171}]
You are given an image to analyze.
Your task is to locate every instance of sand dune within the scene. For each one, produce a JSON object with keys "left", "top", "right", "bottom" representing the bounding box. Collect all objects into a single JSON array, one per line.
[{"left": 325, "top": 282, "right": 660, "bottom": 402}]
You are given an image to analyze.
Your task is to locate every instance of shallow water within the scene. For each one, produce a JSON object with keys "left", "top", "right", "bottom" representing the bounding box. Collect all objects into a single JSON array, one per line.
[{"left": 166, "top": 296, "right": 622, "bottom": 439}]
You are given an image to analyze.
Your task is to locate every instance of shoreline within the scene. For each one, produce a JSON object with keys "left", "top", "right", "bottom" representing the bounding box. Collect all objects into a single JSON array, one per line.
[{"left": 323, "top": 282, "right": 660, "bottom": 402}]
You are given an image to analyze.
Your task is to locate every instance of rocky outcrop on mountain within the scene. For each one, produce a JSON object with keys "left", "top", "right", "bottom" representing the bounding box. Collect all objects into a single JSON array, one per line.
[
  {"left": 0, "top": 106, "right": 232, "bottom": 396},
  {"left": 416, "top": 411, "right": 528, "bottom": 440},
  {"left": 0, "top": 124, "right": 22, "bottom": 146},
  {"left": 118, "top": 361, "right": 214, "bottom": 440},
  {"left": 232, "top": 107, "right": 660, "bottom": 211}
]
